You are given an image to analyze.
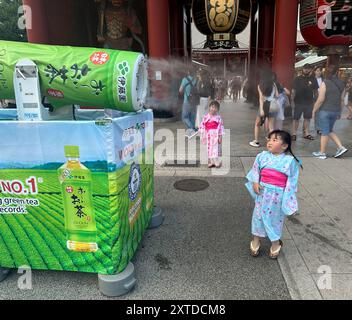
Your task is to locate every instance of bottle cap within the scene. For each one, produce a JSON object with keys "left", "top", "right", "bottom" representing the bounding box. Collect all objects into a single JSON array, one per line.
[{"left": 64, "top": 146, "right": 79, "bottom": 158}]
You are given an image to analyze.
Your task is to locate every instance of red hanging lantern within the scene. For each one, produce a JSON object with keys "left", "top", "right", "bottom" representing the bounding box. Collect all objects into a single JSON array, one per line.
[
  {"left": 192, "top": 0, "right": 251, "bottom": 49},
  {"left": 300, "top": 0, "right": 352, "bottom": 55}
]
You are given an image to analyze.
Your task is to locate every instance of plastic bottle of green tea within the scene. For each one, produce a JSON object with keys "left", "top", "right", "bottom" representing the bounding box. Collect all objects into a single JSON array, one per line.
[{"left": 58, "top": 146, "right": 98, "bottom": 253}]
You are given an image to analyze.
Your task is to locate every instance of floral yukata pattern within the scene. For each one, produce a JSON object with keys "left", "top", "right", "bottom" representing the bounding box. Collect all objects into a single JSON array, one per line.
[
  {"left": 245, "top": 151, "right": 300, "bottom": 241},
  {"left": 199, "top": 113, "right": 224, "bottom": 160}
]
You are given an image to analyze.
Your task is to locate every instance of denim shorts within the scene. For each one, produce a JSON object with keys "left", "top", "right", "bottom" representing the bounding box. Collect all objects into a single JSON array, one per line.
[{"left": 317, "top": 110, "right": 340, "bottom": 136}]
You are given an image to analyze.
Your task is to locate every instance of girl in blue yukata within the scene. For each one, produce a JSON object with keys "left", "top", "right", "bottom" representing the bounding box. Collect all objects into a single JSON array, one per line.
[{"left": 246, "top": 130, "right": 302, "bottom": 259}]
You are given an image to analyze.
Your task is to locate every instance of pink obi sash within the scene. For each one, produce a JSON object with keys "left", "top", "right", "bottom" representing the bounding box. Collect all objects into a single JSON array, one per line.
[
  {"left": 205, "top": 121, "right": 218, "bottom": 130},
  {"left": 260, "top": 168, "right": 288, "bottom": 188}
]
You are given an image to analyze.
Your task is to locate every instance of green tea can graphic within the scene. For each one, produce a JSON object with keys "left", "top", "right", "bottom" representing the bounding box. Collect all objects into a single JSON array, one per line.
[{"left": 0, "top": 40, "right": 148, "bottom": 112}]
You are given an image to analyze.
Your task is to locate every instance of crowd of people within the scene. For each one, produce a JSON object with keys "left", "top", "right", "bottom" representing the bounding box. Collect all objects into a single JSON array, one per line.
[
  {"left": 248, "top": 63, "right": 351, "bottom": 160},
  {"left": 246, "top": 63, "right": 351, "bottom": 259},
  {"left": 178, "top": 68, "right": 245, "bottom": 139},
  {"left": 178, "top": 63, "right": 351, "bottom": 173},
  {"left": 178, "top": 63, "right": 351, "bottom": 259}
]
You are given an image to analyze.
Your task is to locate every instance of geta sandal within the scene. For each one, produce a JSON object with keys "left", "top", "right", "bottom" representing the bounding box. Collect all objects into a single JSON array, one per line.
[
  {"left": 269, "top": 240, "right": 283, "bottom": 259},
  {"left": 250, "top": 241, "right": 260, "bottom": 257}
]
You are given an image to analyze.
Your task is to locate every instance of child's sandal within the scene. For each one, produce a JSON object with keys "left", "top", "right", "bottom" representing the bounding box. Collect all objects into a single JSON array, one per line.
[
  {"left": 250, "top": 241, "right": 260, "bottom": 257},
  {"left": 269, "top": 240, "right": 283, "bottom": 259}
]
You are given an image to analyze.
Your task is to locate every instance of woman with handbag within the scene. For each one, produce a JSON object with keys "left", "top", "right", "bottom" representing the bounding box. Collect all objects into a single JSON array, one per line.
[
  {"left": 249, "top": 70, "right": 279, "bottom": 148},
  {"left": 273, "top": 73, "right": 291, "bottom": 130}
]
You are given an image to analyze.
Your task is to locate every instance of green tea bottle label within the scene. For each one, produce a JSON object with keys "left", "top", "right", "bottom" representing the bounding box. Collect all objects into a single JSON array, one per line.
[{"left": 58, "top": 146, "right": 98, "bottom": 253}]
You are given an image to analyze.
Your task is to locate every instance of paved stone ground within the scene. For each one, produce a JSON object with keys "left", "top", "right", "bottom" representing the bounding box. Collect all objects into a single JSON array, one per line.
[
  {"left": 0, "top": 176, "right": 290, "bottom": 300},
  {"left": 153, "top": 98, "right": 352, "bottom": 300},
  {"left": 1, "top": 98, "right": 351, "bottom": 300}
]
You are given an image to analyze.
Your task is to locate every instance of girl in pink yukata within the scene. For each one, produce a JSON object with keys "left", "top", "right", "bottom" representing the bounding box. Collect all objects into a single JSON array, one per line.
[
  {"left": 245, "top": 130, "right": 302, "bottom": 259},
  {"left": 199, "top": 100, "right": 225, "bottom": 168}
]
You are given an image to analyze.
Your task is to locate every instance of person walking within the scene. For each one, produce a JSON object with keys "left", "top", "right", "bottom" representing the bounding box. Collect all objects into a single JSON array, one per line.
[
  {"left": 314, "top": 66, "right": 324, "bottom": 88},
  {"left": 344, "top": 77, "right": 352, "bottom": 120},
  {"left": 249, "top": 69, "right": 279, "bottom": 148},
  {"left": 218, "top": 78, "right": 227, "bottom": 102},
  {"left": 313, "top": 66, "right": 324, "bottom": 135},
  {"left": 230, "top": 76, "right": 241, "bottom": 102},
  {"left": 273, "top": 73, "right": 290, "bottom": 130},
  {"left": 312, "top": 65, "right": 348, "bottom": 159},
  {"left": 195, "top": 70, "right": 213, "bottom": 129},
  {"left": 179, "top": 69, "right": 199, "bottom": 139},
  {"left": 291, "top": 64, "right": 319, "bottom": 141},
  {"left": 215, "top": 77, "right": 221, "bottom": 101}
]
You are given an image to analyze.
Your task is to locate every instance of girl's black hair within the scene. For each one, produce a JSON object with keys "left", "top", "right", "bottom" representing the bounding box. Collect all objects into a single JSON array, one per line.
[
  {"left": 268, "top": 130, "right": 303, "bottom": 169},
  {"left": 209, "top": 100, "right": 220, "bottom": 110}
]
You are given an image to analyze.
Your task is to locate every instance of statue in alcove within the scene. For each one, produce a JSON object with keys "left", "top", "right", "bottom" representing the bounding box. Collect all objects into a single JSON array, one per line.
[{"left": 96, "top": 0, "right": 144, "bottom": 52}]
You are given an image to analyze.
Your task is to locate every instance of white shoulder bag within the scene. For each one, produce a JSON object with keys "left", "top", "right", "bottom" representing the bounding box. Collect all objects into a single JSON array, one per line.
[{"left": 269, "top": 84, "right": 279, "bottom": 113}]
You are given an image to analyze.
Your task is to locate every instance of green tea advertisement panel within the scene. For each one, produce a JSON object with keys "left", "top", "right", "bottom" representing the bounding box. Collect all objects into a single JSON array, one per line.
[{"left": 0, "top": 110, "right": 154, "bottom": 275}]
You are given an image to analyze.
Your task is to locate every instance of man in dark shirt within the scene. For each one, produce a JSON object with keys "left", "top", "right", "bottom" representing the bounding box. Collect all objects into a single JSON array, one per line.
[{"left": 291, "top": 64, "right": 319, "bottom": 140}]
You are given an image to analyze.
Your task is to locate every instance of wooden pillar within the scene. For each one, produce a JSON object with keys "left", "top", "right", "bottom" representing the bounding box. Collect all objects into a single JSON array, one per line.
[
  {"left": 169, "top": 0, "right": 185, "bottom": 57},
  {"left": 22, "top": 0, "right": 49, "bottom": 44},
  {"left": 22, "top": 0, "right": 92, "bottom": 46},
  {"left": 146, "top": 0, "right": 171, "bottom": 103},
  {"left": 147, "top": 0, "right": 170, "bottom": 58},
  {"left": 257, "top": 0, "right": 275, "bottom": 68},
  {"left": 247, "top": 0, "right": 259, "bottom": 103},
  {"left": 272, "top": 0, "right": 299, "bottom": 90}
]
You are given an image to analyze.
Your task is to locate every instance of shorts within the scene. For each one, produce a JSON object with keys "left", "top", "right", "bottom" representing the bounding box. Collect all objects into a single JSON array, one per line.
[
  {"left": 293, "top": 104, "right": 313, "bottom": 120},
  {"left": 317, "top": 110, "right": 340, "bottom": 136}
]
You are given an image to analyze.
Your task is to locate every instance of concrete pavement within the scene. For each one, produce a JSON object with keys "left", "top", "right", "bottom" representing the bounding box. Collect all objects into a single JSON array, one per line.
[
  {"left": 154, "top": 98, "right": 352, "bottom": 300},
  {"left": 1, "top": 98, "right": 352, "bottom": 299},
  {"left": 0, "top": 176, "right": 290, "bottom": 300}
]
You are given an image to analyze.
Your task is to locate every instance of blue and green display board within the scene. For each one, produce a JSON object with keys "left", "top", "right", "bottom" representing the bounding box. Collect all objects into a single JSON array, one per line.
[{"left": 0, "top": 110, "right": 154, "bottom": 275}]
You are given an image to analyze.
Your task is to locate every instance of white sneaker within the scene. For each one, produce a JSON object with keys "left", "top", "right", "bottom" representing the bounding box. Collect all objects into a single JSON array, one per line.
[
  {"left": 188, "top": 130, "right": 198, "bottom": 139},
  {"left": 312, "top": 151, "right": 327, "bottom": 159},
  {"left": 334, "top": 147, "right": 348, "bottom": 158},
  {"left": 249, "top": 140, "right": 260, "bottom": 148}
]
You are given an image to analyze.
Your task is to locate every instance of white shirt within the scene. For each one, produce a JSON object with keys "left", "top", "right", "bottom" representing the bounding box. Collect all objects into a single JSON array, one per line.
[{"left": 316, "top": 77, "right": 323, "bottom": 88}]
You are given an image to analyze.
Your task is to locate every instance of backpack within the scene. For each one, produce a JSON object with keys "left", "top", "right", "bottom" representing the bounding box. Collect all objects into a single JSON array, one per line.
[
  {"left": 198, "top": 81, "right": 210, "bottom": 98},
  {"left": 186, "top": 76, "right": 200, "bottom": 106}
]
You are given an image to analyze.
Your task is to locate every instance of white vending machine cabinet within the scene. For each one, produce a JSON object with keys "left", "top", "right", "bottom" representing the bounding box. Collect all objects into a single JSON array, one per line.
[{"left": 14, "top": 59, "right": 45, "bottom": 121}]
